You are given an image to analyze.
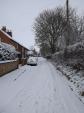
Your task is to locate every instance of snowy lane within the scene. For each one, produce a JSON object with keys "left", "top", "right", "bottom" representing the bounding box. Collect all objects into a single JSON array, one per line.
[
  {"left": 0, "top": 58, "right": 84, "bottom": 113},
  {"left": 48, "top": 63, "right": 84, "bottom": 113}
]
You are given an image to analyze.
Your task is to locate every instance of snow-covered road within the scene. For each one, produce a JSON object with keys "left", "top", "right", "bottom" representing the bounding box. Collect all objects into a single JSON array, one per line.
[{"left": 0, "top": 58, "right": 84, "bottom": 113}]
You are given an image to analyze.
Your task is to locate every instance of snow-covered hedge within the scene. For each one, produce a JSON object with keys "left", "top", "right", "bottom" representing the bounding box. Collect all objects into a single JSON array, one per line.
[
  {"left": 53, "top": 41, "right": 84, "bottom": 59},
  {"left": 52, "top": 41, "right": 84, "bottom": 69},
  {"left": 65, "top": 41, "right": 84, "bottom": 59},
  {"left": 0, "top": 42, "right": 17, "bottom": 61}
]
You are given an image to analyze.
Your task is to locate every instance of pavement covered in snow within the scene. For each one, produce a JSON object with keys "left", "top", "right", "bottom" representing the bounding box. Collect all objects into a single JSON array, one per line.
[
  {"left": 54, "top": 64, "right": 84, "bottom": 103},
  {"left": 0, "top": 57, "right": 84, "bottom": 113}
]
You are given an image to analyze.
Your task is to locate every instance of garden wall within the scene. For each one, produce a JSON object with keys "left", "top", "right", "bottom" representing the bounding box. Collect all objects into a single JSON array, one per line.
[{"left": 0, "top": 60, "right": 18, "bottom": 77}]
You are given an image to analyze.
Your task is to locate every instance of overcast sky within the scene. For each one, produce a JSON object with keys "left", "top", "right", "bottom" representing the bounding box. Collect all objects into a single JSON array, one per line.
[{"left": 0, "top": 0, "right": 84, "bottom": 49}]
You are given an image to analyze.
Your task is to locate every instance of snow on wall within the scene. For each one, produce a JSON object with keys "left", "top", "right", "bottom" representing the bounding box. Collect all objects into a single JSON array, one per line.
[{"left": 0, "top": 59, "right": 17, "bottom": 64}]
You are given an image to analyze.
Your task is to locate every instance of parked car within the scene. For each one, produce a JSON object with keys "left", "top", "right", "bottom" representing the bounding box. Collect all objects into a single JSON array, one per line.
[{"left": 27, "top": 56, "right": 38, "bottom": 66}]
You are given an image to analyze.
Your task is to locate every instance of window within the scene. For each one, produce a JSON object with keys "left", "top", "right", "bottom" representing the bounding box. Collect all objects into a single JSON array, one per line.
[{"left": 0, "top": 38, "right": 1, "bottom": 42}]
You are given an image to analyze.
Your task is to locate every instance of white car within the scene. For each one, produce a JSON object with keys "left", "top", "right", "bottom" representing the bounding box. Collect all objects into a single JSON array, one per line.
[{"left": 27, "top": 57, "right": 38, "bottom": 66}]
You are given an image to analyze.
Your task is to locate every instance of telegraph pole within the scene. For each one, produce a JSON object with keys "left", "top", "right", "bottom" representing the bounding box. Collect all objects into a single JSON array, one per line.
[
  {"left": 66, "top": 0, "right": 69, "bottom": 23},
  {"left": 66, "top": 0, "right": 69, "bottom": 46},
  {"left": 64, "top": 0, "right": 69, "bottom": 58}
]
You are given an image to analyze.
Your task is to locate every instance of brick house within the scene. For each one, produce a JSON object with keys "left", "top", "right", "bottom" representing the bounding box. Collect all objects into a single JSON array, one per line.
[{"left": 0, "top": 27, "right": 29, "bottom": 66}]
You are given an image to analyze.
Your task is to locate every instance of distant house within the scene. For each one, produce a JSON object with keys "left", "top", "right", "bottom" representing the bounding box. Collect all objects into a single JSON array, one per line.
[{"left": 0, "top": 27, "right": 29, "bottom": 65}]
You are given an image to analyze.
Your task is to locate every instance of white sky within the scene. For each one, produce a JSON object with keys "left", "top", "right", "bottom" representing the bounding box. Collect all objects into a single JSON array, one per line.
[{"left": 0, "top": 0, "right": 84, "bottom": 49}]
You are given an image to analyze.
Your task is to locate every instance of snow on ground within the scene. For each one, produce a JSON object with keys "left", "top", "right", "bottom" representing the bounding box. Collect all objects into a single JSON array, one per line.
[
  {"left": 53, "top": 63, "right": 84, "bottom": 103},
  {"left": 0, "top": 57, "right": 84, "bottom": 113}
]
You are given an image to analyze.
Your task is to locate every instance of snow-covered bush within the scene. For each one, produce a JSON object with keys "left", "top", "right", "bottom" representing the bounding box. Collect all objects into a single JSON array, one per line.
[
  {"left": 65, "top": 41, "right": 84, "bottom": 58},
  {"left": 0, "top": 42, "right": 17, "bottom": 61},
  {"left": 52, "top": 41, "right": 84, "bottom": 70}
]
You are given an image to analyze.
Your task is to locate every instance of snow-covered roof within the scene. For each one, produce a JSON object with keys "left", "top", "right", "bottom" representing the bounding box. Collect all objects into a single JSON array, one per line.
[
  {"left": 0, "top": 42, "right": 18, "bottom": 61},
  {"left": 0, "top": 42, "right": 16, "bottom": 53},
  {"left": 0, "top": 30, "right": 29, "bottom": 50}
]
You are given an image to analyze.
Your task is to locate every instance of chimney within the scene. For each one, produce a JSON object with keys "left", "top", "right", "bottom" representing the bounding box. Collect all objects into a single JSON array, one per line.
[
  {"left": 7, "top": 30, "right": 12, "bottom": 37},
  {"left": 1, "top": 26, "right": 13, "bottom": 37},
  {"left": 1, "top": 26, "right": 6, "bottom": 32}
]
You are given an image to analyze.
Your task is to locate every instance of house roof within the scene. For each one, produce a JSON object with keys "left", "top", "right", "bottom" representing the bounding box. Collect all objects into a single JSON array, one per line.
[{"left": 0, "top": 29, "right": 29, "bottom": 51}]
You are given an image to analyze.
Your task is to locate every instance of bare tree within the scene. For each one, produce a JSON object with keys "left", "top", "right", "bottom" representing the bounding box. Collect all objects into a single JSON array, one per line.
[{"left": 33, "top": 8, "right": 66, "bottom": 55}]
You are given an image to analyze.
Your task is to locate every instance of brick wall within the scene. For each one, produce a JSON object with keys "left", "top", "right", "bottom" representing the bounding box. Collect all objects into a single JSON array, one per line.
[{"left": 0, "top": 60, "right": 18, "bottom": 77}]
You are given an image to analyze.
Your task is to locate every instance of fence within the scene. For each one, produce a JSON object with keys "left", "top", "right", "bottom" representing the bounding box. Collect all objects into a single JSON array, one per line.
[{"left": 0, "top": 60, "right": 18, "bottom": 77}]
